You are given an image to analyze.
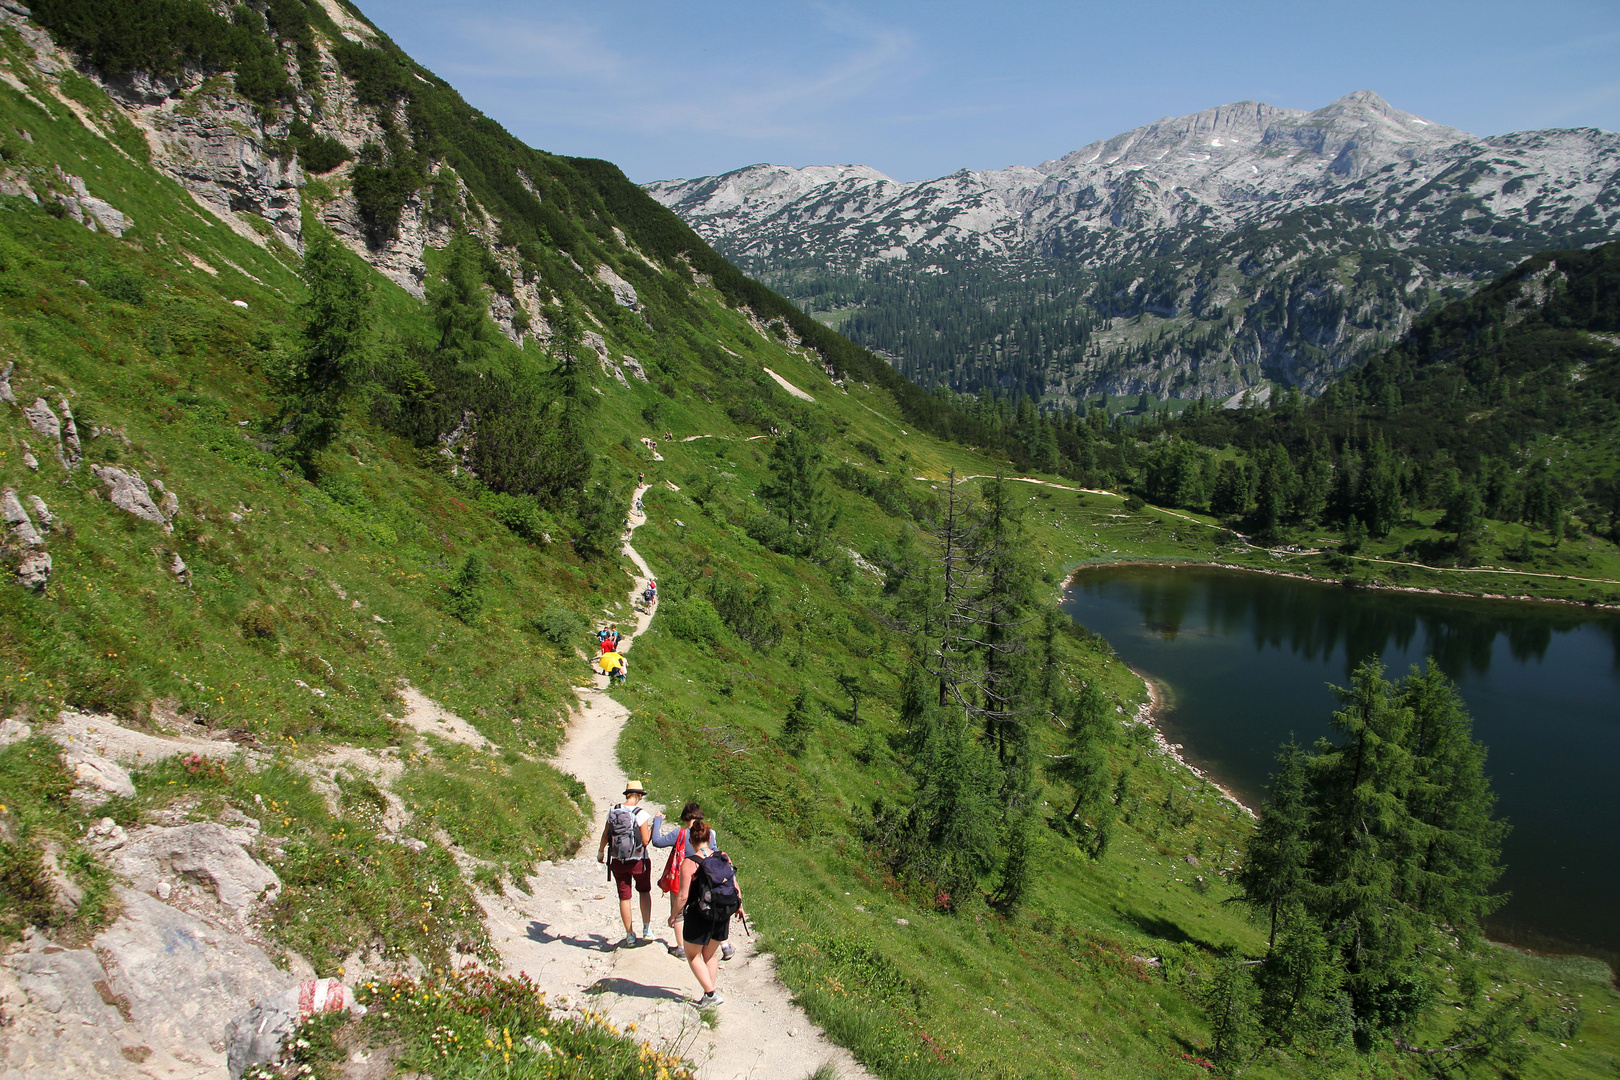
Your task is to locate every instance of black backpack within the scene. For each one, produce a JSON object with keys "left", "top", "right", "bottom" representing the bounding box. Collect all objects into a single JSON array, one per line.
[{"left": 691, "top": 851, "right": 740, "bottom": 919}]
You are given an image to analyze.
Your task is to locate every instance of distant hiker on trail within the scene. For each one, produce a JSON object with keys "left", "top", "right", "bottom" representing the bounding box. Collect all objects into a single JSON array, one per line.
[
  {"left": 638, "top": 471, "right": 644, "bottom": 485},
  {"left": 597, "top": 781, "right": 654, "bottom": 948},
  {"left": 672, "top": 820, "right": 744, "bottom": 1007},
  {"left": 650, "top": 803, "right": 735, "bottom": 961}
]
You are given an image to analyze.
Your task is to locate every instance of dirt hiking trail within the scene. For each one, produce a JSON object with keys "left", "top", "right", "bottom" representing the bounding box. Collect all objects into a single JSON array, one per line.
[{"left": 475, "top": 484, "right": 873, "bottom": 1080}]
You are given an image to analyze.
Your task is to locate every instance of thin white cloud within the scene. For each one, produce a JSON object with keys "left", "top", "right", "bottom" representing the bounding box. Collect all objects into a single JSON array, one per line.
[{"left": 439, "top": 4, "right": 918, "bottom": 144}]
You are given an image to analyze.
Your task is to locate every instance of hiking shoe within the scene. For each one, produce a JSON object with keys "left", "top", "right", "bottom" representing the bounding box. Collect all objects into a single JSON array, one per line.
[
  {"left": 618, "top": 933, "right": 638, "bottom": 949},
  {"left": 721, "top": 943, "right": 735, "bottom": 962},
  {"left": 695, "top": 991, "right": 723, "bottom": 1008},
  {"left": 641, "top": 924, "right": 653, "bottom": 941},
  {"left": 667, "top": 943, "right": 685, "bottom": 958}
]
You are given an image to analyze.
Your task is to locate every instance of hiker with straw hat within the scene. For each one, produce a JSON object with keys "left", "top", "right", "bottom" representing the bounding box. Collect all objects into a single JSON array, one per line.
[{"left": 597, "top": 780, "right": 655, "bottom": 948}]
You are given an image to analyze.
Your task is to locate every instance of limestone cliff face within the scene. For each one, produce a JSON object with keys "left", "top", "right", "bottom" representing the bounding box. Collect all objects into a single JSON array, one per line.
[{"left": 1, "top": 4, "right": 560, "bottom": 343}]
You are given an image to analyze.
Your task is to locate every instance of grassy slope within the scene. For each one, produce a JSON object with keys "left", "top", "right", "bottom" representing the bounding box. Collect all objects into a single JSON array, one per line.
[{"left": 0, "top": 23, "right": 1612, "bottom": 1080}]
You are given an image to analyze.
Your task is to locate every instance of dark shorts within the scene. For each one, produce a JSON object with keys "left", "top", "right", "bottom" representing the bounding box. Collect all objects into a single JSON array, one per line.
[
  {"left": 610, "top": 858, "right": 651, "bottom": 900},
  {"left": 682, "top": 906, "right": 731, "bottom": 946}
]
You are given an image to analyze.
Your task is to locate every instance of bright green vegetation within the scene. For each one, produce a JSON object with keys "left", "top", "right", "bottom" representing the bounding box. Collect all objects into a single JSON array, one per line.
[
  {"left": 251, "top": 970, "right": 697, "bottom": 1079},
  {"left": 0, "top": 3, "right": 1613, "bottom": 1079}
]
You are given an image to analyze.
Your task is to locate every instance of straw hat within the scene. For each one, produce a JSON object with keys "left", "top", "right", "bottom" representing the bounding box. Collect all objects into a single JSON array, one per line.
[{"left": 623, "top": 780, "right": 646, "bottom": 796}]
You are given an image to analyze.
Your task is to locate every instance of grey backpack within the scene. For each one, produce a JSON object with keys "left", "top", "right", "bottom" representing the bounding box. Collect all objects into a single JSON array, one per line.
[{"left": 607, "top": 804, "right": 643, "bottom": 861}]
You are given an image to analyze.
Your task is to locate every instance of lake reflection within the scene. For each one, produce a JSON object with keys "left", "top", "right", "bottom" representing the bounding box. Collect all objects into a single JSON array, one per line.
[{"left": 1061, "top": 564, "right": 1620, "bottom": 970}]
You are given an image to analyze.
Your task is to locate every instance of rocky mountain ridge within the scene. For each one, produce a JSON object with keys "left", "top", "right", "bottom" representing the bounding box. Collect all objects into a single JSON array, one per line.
[{"left": 649, "top": 92, "right": 1620, "bottom": 401}]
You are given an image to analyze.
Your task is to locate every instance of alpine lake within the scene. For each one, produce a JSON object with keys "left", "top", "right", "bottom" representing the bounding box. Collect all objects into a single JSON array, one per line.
[{"left": 1061, "top": 563, "right": 1620, "bottom": 974}]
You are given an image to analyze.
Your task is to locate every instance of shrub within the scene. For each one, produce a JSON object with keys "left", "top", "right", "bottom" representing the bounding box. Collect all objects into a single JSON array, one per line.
[
  {"left": 533, "top": 604, "right": 587, "bottom": 647},
  {"left": 239, "top": 607, "right": 278, "bottom": 640},
  {"left": 93, "top": 268, "right": 145, "bottom": 306},
  {"left": 297, "top": 133, "right": 351, "bottom": 175},
  {"left": 664, "top": 596, "right": 725, "bottom": 644},
  {"left": 1122, "top": 495, "right": 1146, "bottom": 513}
]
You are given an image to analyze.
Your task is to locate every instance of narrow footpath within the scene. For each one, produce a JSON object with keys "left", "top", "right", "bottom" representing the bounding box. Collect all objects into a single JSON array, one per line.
[{"left": 474, "top": 485, "right": 873, "bottom": 1080}]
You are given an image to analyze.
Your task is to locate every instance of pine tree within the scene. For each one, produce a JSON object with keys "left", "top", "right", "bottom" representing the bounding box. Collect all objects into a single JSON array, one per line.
[
  {"left": 428, "top": 233, "right": 502, "bottom": 372},
  {"left": 1308, "top": 661, "right": 1427, "bottom": 1028},
  {"left": 1048, "top": 681, "right": 1114, "bottom": 858},
  {"left": 281, "top": 231, "right": 373, "bottom": 475},
  {"left": 1236, "top": 741, "right": 1314, "bottom": 950},
  {"left": 1395, "top": 663, "right": 1508, "bottom": 953},
  {"left": 1210, "top": 458, "right": 1250, "bottom": 516},
  {"left": 445, "top": 551, "right": 487, "bottom": 623},
  {"left": 758, "top": 428, "right": 837, "bottom": 557},
  {"left": 1257, "top": 903, "right": 1342, "bottom": 1048},
  {"left": 1356, "top": 439, "right": 1403, "bottom": 538}
]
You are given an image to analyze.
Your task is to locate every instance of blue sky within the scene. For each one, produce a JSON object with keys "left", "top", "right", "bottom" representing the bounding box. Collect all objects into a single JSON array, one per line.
[{"left": 357, "top": 0, "right": 1620, "bottom": 184}]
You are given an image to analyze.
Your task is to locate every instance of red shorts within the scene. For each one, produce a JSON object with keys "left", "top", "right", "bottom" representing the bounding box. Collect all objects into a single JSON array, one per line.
[{"left": 610, "top": 858, "right": 651, "bottom": 900}]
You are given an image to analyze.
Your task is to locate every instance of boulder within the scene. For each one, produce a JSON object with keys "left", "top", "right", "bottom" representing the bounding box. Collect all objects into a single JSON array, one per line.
[
  {"left": 112, "top": 821, "right": 280, "bottom": 912},
  {"left": 90, "top": 464, "right": 168, "bottom": 528},
  {"left": 14, "top": 550, "right": 49, "bottom": 590},
  {"left": 1, "top": 488, "right": 41, "bottom": 546},
  {"left": 224, "top": 979, "right": 365, "bottom": 1080},
  {"left": 59, "top": 743, "right": 135, "bottom": 802},
  {"left": 0, "top": 359, "right": 12, "bottom": 403},
  {"left": 0, "top": 717, "right": 31, "bottom": 746},
  {"left": 593, "top": 263, "right": 641, "bottom": 310},
  {"left": 21, "top": 395, "right": 58, "bottom": 443},
  {"left": 20, "top": 450, "right": 36, "bottom": 470}
]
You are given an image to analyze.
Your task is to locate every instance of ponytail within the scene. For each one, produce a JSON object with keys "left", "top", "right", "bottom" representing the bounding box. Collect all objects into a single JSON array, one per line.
[{"left": 689, "top": 820, "right": 712, "bottom": 845}]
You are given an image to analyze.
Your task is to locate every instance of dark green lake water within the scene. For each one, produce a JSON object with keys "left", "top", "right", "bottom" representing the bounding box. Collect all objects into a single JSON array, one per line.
[{"left": 1060, "top": 564, "right": 1620, "bottom": 969}]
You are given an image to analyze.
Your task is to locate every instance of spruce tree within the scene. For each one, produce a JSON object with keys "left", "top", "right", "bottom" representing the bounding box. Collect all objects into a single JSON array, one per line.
[
  {"left": 759, "top": 428, "right": 837, "bottom": 557},
  {"left": 1236, "top": 740, "right": 1314, "bottom": 950},
  {"left": 1048, "top": 682, "right": 1114, "bottom": 858},
  {"left": 1308, "top": 661, "right": 1426, "bottom": 1028},
  {"left": 1395, "top": 663, "right": 1508, "bottom": 952},
  {"left": 281, "top": 231, "right": 373, "bottom": 475}
]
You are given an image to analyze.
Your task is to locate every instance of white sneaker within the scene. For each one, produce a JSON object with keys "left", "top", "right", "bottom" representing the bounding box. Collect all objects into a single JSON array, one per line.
[
  {"left": 642, "top": 924, "right": 652, "bottom": 941},
  {"left": 721, "top": 943, "right": 735, "bottom": 961},
  {"left": 695, "top": 991, "right": 723, "bottom": 1007}
]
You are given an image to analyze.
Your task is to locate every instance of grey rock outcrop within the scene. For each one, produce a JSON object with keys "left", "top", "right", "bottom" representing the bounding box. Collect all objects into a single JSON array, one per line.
[
  {"left": 24, "top": 494, "right": 52, "bottom": 532},
  {"left": 1, "top": 488, "right": 41, "bottom": 546},
  {"left": 90, "top": 464, "right": 170, "bottom": 530},
  {"left": 96, "top": 889, "right": 286, "bottom": 1072},
  {"left": 0, "top": 718, "right": 31, "bottom": 746},
  {"left": 14, "top": 550, "right": 49, "bottom": 590},
  {"left": 58, "top": 743, "right": 136, "bottom": 803},
  {"left": 38, "top": 842, "right": 84, "bottom": 918},
  {"left": 54, "top": 170, "right": 130, "bottom": 237},
  {"left": 57, "top": 396, "right": 80, "bottom": 465},
  {"left": 594, "top": 264, "right": 641, "bottom": 310},
  {"left": 21, "top": 395, "right": 58, "bottom": 444},
  {"left": 111, "top": 822, "right": 281, "bottom": 913},
  {"left": 0, "top": 360, "right": 12, "bottom": 403}
]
